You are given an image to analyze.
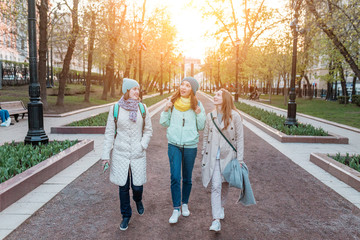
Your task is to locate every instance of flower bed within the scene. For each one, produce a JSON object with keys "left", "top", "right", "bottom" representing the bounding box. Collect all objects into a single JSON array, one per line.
[
  {"left": 0, "top": 139, "right": 94, "bottom": 211},
  {"left": 331, "top": 153, "right": 360, "bottom": 172},
  {"left": 0, "top": 140, "right": 78, "bottom": 183},
  {"left": 235, "top": 102, "right": 328, "bottom": 136}
]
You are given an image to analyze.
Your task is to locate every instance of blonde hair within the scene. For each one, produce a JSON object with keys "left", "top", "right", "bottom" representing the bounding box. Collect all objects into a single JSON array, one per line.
[{"left": 219, "top": 88, "right": 241, "bottom": 130}]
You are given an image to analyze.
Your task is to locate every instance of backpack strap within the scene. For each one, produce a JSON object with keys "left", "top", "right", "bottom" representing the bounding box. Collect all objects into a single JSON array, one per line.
[
  {"left": 113, "top": 104, "right": 119, "bottom": 139},
  {"left": 138, "top": 102, "right": 146, "bottom": 136},
  {"left": 113, "top": 103, "right": 146, "bottom": 138}
]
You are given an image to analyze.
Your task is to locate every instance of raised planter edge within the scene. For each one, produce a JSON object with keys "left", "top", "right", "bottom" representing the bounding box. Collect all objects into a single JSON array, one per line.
[
  {"left": 50, "top": 98, "right": 168, "bottom": 134},
  {"left": 310, "top": 153, "right": 360, "bottom": 192},
  {"left": 241, "top": 112, "right": 349, "bottom": 144},
  {"left": 0, "top": 139, "right": 94, "bottom": 212}
]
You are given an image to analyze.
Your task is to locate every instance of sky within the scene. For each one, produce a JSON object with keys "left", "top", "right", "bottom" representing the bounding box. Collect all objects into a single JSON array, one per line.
[{"left": 146, "top": 0, "right": 287, "bottom": 61}]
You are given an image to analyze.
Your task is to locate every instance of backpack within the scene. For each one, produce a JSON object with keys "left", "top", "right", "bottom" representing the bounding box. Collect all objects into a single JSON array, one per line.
[{"left": 113, "top": 102, "right": 146, "bottom": 138}]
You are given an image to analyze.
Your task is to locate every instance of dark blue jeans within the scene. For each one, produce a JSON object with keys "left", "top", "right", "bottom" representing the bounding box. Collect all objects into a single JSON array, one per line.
[
  {"left": 0, "top": 109, "right": 10, "bottom": 122},
  {"left": 119, "top": 171, "right": 143, "bottom": 218},
  {"left": 168, "top": 143, "right": 197, "bottom": 208}
]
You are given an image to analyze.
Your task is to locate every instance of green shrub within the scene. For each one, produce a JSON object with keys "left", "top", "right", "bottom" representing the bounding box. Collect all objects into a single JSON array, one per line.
[
  {"left": 234, "top": 102, "right": 329, "bottom": 136},
  {"left": 330, "top": 153, "right": 360, "bottom": 172},
  {"left": 68, "top": 112, "right": 108, "bottom": 126},
  {"left": 352, "top": 95, "right": 360, "bottom": 106},
  {"left": 0, "top": 140, "right": 78, "bottom": 183},
  {"left": 338, "top": 96, "right": 350, "bottom": 104}
]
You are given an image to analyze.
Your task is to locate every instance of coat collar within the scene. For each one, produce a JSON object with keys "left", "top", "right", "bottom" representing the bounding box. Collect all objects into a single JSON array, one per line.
[{"left": 211, "top": 110, "right": 224, "bottom": 129}]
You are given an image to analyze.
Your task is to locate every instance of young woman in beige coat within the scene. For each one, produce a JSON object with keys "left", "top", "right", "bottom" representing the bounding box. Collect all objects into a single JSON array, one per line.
[{"left": 202, "top": 88, "right": 244, "bottom": 232}]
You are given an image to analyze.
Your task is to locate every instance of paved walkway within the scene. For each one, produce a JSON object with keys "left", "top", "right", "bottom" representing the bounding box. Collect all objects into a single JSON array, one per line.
[{"left": 1, "top": 92, "right": 360, "bottom": 239}]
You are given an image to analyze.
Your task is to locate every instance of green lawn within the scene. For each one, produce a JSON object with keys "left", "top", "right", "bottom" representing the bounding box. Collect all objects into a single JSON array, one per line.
[
  {"left": 0, "top": 84, "right": 147, "bottom": 114},
  {"left": 256, "top": 94, "right": 360, "bottom": 129}
]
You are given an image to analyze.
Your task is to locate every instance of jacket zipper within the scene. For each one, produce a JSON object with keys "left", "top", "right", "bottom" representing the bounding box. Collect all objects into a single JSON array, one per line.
[{"left": 179, "top": 114, "right": 184, "bottom": 145}]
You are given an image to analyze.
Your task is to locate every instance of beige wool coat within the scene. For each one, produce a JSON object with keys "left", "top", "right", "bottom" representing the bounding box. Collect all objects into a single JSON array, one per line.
[
  {"left": 201, "top": 110, "right": 244, "bottom": 188},
  {"left": 102, "top": 104, "right": 153, "bottom": 186}
]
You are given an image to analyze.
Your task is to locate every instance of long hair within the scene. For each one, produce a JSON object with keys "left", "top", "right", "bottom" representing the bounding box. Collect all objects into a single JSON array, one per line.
[
  {"left": 170, "top": 88, "right": 198, "bottom": 111},
  {"left": 220, "top": 88, "right": 241, "bottom": 130}
]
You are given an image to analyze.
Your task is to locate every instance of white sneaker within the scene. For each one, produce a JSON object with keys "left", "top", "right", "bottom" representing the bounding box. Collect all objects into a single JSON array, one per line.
[
  {"left": 169, "top": 209, "right": 181, "bottom": 224},
  {"left": 1, "top": 118, "right": 11, "bottom": 127},
  {"left": 209, "top": 219, "right": 221, "bottom": 232},
  {"left": 182, "top": 204, "right": 190, "bottom": 217},
  {"left": 220, "top": 207, "right": 225, "bottom": 220}
]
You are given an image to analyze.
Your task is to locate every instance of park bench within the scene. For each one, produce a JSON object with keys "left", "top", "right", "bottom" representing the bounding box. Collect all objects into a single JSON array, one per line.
[{"left": 0, "top": 100, "right": 27, "bottom": 122}]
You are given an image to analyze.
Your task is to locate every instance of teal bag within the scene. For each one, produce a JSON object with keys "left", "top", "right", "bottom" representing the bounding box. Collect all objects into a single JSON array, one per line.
[
  {"left": 222, "top": 158, "right": 243, "bottom": 189},
  {"left": 210, "top": 113, "right": 242, "bottom": 189}
]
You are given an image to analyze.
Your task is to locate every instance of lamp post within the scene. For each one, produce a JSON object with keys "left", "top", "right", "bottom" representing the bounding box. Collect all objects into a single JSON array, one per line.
[
  {"left": 160, "top": 51, "right": 164, "bottom": 95},
  {"left": 217, "top": 56, "right": 220, "bottom": 90},
  {"left": 235, "top": 38, "right": 241, "bottom": 102},
  {"left": 25, "top": 0, "right": 49, "bottom": 145},
  {"left": 285, "top": 0, "right": 301, "bottom": 127},
  {"left": 137, "top": 21, "right": 144, "bottom": 99}
]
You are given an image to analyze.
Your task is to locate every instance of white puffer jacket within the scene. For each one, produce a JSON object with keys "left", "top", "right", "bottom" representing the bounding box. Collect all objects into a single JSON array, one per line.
[{"left": 102, "top": 104, "right": 153, "bottom": 186}]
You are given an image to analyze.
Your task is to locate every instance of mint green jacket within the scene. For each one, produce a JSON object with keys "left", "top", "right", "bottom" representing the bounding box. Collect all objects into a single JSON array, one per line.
[{"left": 160, "top": 102, "right": 206, "bottom": 148}]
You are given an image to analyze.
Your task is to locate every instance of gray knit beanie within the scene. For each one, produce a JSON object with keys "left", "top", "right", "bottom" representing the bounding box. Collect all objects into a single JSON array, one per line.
[{"left": 181, "top": 77, "right": 199, "bottom": 95}]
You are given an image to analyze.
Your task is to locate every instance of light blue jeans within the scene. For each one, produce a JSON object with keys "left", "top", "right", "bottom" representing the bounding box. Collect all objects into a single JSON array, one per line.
[
  {"left": 0, "top": 109, "right": 10, "bottom": 122},
  {"left": 168, "top": 143, "right": 197, "bottom": 208}
]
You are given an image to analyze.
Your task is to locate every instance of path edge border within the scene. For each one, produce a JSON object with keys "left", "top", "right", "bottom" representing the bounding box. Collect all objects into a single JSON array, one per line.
[{"left": 310, "top": 153, "right": 360, "bottom": 192}]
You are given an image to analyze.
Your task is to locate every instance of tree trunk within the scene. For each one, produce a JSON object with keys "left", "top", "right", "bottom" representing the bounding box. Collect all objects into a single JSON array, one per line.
[
  {"left": 145, "top": 74, "right": 151, "bottom": 92},
  {"left": 38, "top": 0, "right": 48, "bottom": 109},
  {"left": 132, "top": 66, "right": 137, "bottom": 80},
  {"left": 84, "top": 11, "right": 96, "bottom": 103},
  {"left": 352, "top": 76, "right": 357, "bottom": 97},
  {"left": 269, "top": 78, "right": 272, "bottom": 104},
  {"left": 56, "top": 0, "right": 79, "bottom": 107},
  {"left": 283, "top": 73, "right": 288, "bottom": 106},
  {"left": 297, "top": 76, "right": 302, "bottom": 98},
  {"left": 326, "top": 81, "right": 332, "bottom": 100},
  {"left": 337, "top": 62, "right": 348, "bottom": 98},
  {"left": 326, "top": 60, "right": 335, "bottom": 100},
  {"left": 124, "top": 58, "right": 132, "bottom": 78},
  {"left": 334, "top": 81, "right": 338, "bottom": 100},
  {"left": 306, "top": 0, "right": 360, "bottom": 81},
  {"left": 303, "top": 74, "right": 313, "bottom": 100},
  {"left": 148, "top": 75, "right": 158, "bottom": 92}
]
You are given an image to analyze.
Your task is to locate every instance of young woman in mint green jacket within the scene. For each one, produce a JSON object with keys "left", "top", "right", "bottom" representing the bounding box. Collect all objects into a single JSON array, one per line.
[{"left": 160, "top": 77, "right": 206, "bottom": 224}]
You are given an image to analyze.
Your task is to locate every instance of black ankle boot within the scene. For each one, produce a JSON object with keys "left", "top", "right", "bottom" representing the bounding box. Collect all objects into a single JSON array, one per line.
[
  {"left": 136, "top": 201, "right": 144, "bottom": 215},
  {"left": 120, "top": 217, "right": 131, "bottom": 231}
]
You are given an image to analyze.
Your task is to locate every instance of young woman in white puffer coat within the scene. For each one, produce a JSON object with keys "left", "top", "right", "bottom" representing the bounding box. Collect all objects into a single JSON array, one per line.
[{"left": 101, "top": 78, "right": 153, "bottom": 231}]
